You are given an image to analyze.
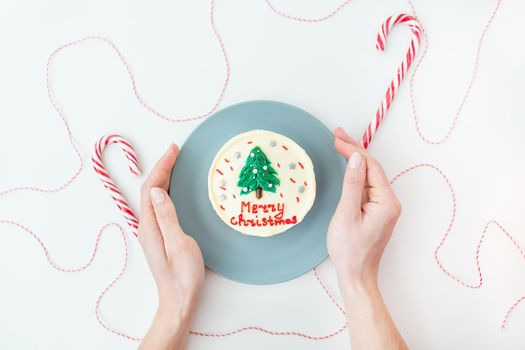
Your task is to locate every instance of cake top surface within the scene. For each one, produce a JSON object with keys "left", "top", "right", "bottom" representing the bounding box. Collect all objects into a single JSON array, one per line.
[{"left": 208, "top": 129, "right": 316, "bottom": 237}]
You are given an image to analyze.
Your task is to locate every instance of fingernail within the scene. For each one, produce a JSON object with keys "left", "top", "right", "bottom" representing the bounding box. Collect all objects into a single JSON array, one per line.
[
  {"left": 349, "top": 152, "right": 362, "bottom": 168},
  {"left": 150, "top": 187, "right": 165, "bottom": 204}
]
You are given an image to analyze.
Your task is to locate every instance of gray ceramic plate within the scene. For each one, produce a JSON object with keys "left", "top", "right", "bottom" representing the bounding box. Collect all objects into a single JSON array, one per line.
[{"left": 170, "top": 100, "right": 345, "bottom": 284}]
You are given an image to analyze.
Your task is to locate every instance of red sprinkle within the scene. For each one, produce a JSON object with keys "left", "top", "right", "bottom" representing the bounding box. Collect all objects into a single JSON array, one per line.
[
  {"left": 296, "top": 197, "right": 300, "bottom": 203},
  {"left": 277, "top": 163, "right": 281, "bottom": 168},
  {"left": 224, "top": 158, "right": 230, "bottom": 163},
  {"left": 282, "top": 145, "right": 288, "bottom": 151},
  {"left": 247, "top": 141, "right": 253, "bottom": 144},
  {"left": 216, "top": 169, "right": 224, "bottom": 175},
  {"left": 219, "top": 186, "right": 227, "bottom": 191},
  {"left": 233, "top": 194, "right": 237, "bottom": 199},
  {"left": 220, "top": 205, "right": 225, "bottom": 211},
  {"left": 279, "top": 193, "right": 283, "bottom": 198},
  {"left": 290, "top": 178, "right": 296, "bottom": 184},
  {"left": 230, "top": 166, "right": 234, "bottom": 171},
  {"left": 304, "top": 181, "right": 308, "bottom": 187},
  {"left": 298, "top": 162, "right": 304, "bottom": 169}
]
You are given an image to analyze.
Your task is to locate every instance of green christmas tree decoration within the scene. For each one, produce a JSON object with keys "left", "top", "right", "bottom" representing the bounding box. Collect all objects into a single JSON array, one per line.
[{"left": 237, "top": 146, "right": 280, "bottom": 199}]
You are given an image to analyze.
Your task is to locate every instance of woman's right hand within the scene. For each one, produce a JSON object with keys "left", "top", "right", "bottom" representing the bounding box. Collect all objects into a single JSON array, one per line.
[
  {"left": 327, "top": 127, "right": 401, "bottom": 286},
  {"left": 327, "top": 127, "right": 407, "bottom": 350}
]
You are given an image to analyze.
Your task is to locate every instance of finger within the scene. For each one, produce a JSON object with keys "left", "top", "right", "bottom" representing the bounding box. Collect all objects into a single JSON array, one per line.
[
  {"left": 138, "top": 212, "right": 167, "bottom": 271},
  {"left": 138, "top": 144, "right": 179, "bottom": 268},
  {"left": 150, "top": 187, "right": 182, "bottom": 254},
  {"left": 138, "top": 193, "right": 167, "bottom": 273},
  {"left": 334, "top": 127, "right": 359, "bottom": 146},
  {"left": 334, "top": 130, "right": 368, "bottom": 202},
  {"left": 339, "top": 152, "right": 366, "bottom": 220},
  {"left": 140, "top": 144, "right": 179, "bottom": 219},
  {"left": 145, "top": 144, "right": 179, "bottom": 192},
  {"left": 334, "top": 137, "right": 390, "bottom": 189}
]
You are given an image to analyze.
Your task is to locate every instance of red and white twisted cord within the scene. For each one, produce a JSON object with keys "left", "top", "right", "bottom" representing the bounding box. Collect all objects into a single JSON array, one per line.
[
  {"left": 264, "top": 0, "right": 352, "bottom": 23},
  {"left": 92, "top": 134, "right": 142, "bottom": 236},
  {"left": 390, "top": 164, "right": 525, "bottom": 329},
  {"left": 406, "top": 0, "right": 502, "bottom": 144},
  {"left": 0, "top": 0, "right": 228, "bottom": 198},
  {"left": 361, "top": 13, "right": 422, "bottom": 149},
  {"left": 188, "top": 266, "right": 347, "bottom": 339},
  {"left": 2, "top": 0, "right": 521, "bottom": 344}
]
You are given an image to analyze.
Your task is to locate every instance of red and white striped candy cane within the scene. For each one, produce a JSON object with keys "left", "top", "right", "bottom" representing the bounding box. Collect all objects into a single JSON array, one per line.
[
  {"left": 92, "top": 134, "right": 142, "bottom": 236},
  {"left": 361, "top": 13, "right": 423, "bottom": 149}
]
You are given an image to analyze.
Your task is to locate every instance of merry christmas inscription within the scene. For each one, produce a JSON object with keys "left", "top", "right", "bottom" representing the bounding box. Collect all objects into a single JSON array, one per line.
[{"left": 229, "top": 201, "right": 298, "bottom": 227}]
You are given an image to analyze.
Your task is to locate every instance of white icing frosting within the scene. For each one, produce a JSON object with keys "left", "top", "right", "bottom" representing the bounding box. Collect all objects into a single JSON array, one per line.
[{"left": 208, "top": 129, "right": 316, "bottom": 237}]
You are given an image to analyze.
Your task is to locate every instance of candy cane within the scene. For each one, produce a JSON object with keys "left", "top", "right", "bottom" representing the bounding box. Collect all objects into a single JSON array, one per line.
[
  {"left": 92, "top": 134, "right": 142, "bottom": 236},
  {"left": 361, "top": 14, "right": 422, "bottom": 149}
]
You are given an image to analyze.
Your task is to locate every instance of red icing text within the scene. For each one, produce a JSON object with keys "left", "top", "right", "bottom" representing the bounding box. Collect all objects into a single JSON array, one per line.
[{"left": 229, "top": 201, "right": 297, "bottom": 227}]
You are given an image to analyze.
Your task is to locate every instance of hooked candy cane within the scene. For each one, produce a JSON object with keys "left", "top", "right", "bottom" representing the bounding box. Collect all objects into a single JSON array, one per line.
[
  {"left": 361, "top": 13, "right": 422, "bottom": 149},
  {"left": 92, "top": 134, "right": 142, "bottom": 236}
]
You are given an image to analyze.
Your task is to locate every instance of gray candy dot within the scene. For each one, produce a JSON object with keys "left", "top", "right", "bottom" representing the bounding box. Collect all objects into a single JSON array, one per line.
[
  {"left": 218, "top": 194, "right": 226, "bottom": 201},
  {"left": 298, "top": 185, "right": 305, "bottom": 193},
  {"left": 219, "top": 179, "right": 226, "bottom": 186},
  {"left": 233, "top": 152, "right": 241, "bottom": 159},
  {"left": 288, "top": 163, "right": 296, "bottom": 169},
  {"left": 269, "top": 140, "right": 277, "bottom": 147}
]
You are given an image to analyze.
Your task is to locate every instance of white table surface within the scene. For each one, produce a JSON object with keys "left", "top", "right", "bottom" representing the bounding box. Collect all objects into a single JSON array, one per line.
[{"left": 1, "top": 0, "right": 524, "bottom": 349}]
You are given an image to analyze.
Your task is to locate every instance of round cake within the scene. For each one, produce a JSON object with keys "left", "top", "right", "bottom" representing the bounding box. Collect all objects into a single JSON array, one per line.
[{"left": 208, "top": 129, "right": 316, "bottom": 237}]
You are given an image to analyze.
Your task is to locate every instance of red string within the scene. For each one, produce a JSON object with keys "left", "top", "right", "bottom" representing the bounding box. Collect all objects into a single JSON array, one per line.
[
  {"left": 407, "top": 0, "right": 502, "bottom": 144},
  {"left": 264, "top": 0, "right": 353, "bottom": 23},
  {"left": 390, "top": 164, "right": 525, "bottom": 329},
  {"left": 1, "top": 0, "right": 521, "bottom": 345}
]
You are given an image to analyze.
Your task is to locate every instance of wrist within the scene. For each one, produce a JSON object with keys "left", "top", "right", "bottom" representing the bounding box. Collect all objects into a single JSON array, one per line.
[
  {"left": 336, "top": 266, "right": 378, "bottom": 296},
  {"left": 157, "top": 296, "right": 197, "bottom": 324},
  {"left": 158, "top": 284, "right": 201, "bottom": 318},
  {"left": 140, "top": 304, "right": 195, "bottom": 350},
  {"left": 338, "top": 274, "right": 381, "bottom": 314},
  {"left": 151, "top": 304, "right": 194, "bottom": 341},
  {"left": 156, "top": 291, "right": 199, "bottom": 335},
  {"left": 335, "top": 260, "right": 378, "bottom": 286}
]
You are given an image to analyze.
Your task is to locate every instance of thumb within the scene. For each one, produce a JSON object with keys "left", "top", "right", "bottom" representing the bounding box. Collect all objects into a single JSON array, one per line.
[
  {"left": 339, "top": 152, "right": 366, "bottom": 220},
  {"left": 150, "top": 187, "right": 182, "bottom": 252}
]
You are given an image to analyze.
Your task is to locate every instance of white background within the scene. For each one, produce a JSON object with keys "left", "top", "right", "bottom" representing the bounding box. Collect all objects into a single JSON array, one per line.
[{"left": 1, "top": 0, "right": 524, "bottom": 349}]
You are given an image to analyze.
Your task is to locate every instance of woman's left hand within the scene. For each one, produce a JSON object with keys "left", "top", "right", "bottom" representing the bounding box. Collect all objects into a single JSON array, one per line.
[{"left": 138, "top": 144, "right": 205, "bottom": 350}]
